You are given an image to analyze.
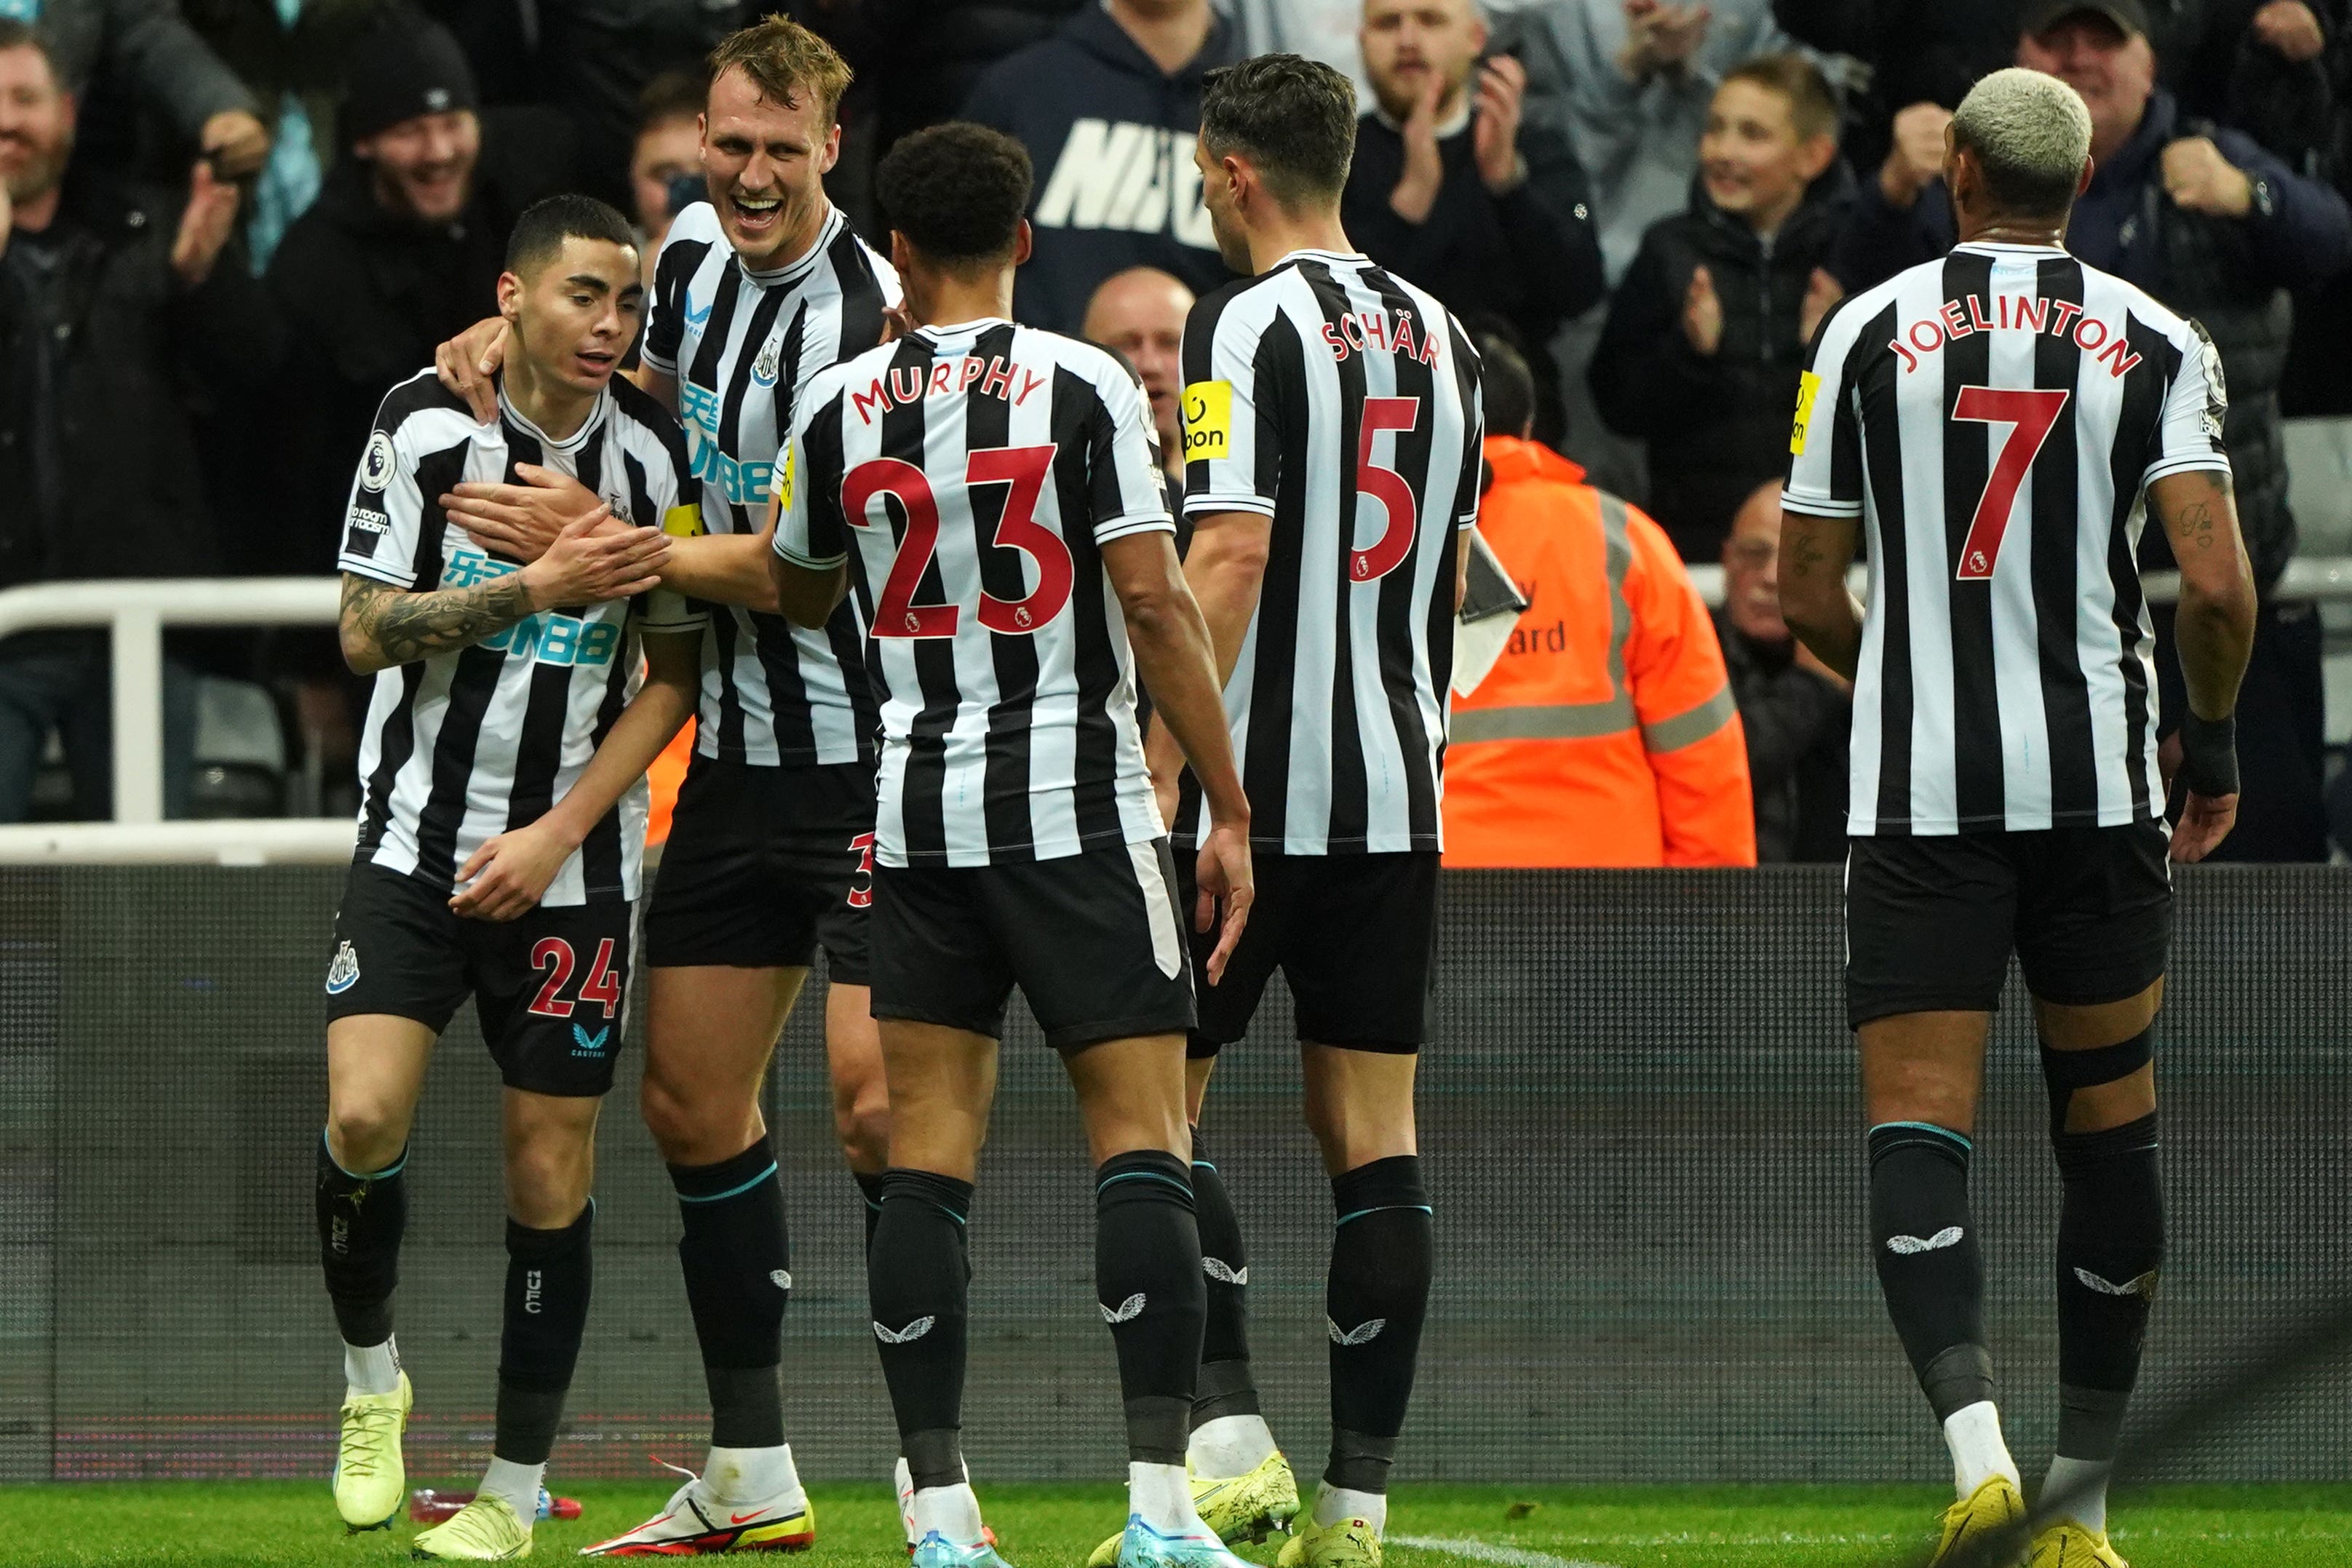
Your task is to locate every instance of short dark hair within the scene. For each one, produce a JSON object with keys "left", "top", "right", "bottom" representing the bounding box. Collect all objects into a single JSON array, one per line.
[
  {"left": 637, "top": 68, "right": 704, "bottom": 134},
  {"left": 1719, "top": 52, "right": 1841, "bottom": 144},
  {"left": 0, "top": 19, "right": 57, "bottom": 75},
  {"left": 1473, "top": 330, "right": 1535, "bottom": 441},
  {"left": 707, "top": 14, "right": 851, "bottom": 127},
  {"left": 505, "top": 194, "right": 637, "bottom": 276},
  {"left": 876, "top": 122, "right": 1033, "bottom": 267},
  {"left": 1200, "top": 53, "right": 1356, "bottom": 208}
]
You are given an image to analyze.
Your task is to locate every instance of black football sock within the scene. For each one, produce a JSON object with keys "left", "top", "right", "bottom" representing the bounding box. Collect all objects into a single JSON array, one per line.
[
  {"left": 1869, "top": 1122, "right": 1995, "bottom": 1420},
  {"left": 869, "top": 1168, "right": 973, "bottom": 1489},
  {"left": 2053, "top": 1113, "right": 2163, "bottom": 1462},
  {"left": 317, "top": 1131, "right": 408, "bottom": 1348},
  {"left": 672, "top": 1138, "right": 790, "bottom": 1449},
  {"left": 1189, "top": 1129, "right": 1261, "bottom": 1425},
  {"left": 1324, "top": 1155, "right": 1432, "bottom": 1495},
  {"left": 496, "top": 1203, "right": 594, "bottom": 1466},
  {"left": 857, "top": 1169, "right": 887, "bottom": 1257},
  {"left": 1096, "top": 1150, "right": 1207, "bottom": 1465}
]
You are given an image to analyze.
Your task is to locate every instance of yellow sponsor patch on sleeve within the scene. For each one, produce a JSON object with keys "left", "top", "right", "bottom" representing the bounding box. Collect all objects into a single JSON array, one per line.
[
  {"left": 1789, "top": 370, "right": 1821, "bottom": 456},
  {"left": 662, "top": 503, "right": 705, "bottom": 538},
  {"left": 1181, "top": 379, "right": 1233, "bottom": 462}
]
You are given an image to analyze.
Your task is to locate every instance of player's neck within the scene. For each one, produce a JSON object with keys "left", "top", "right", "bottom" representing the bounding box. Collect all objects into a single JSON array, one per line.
[
  {"left": 1958, "top": 213, "right": 2069, "bottom": 250},
  {"left": 498, "top": 354, "right": 597, "bottom": 444},
  {"left": 1246, "top": 209, "right": 1353, "bottom": 275},
  {"left": 747, "top": 199, "right": 833, "bottom": 277},
  {"left": 905, "top": 268, "right": 1014, "bottom": 333}
]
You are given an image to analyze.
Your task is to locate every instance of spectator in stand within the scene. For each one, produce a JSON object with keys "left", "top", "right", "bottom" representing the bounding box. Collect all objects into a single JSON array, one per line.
[
  {"left": 1717, "top": 480, "right": 1847, "bottom": 861},
  {"left": 1589, "top": 52, "right": 1849, "bottom": 562},
  {"left": 26, "top": 0, "right": 270, "bottom": 180},
  {"left": 1836, "top": 0, "right": 2352, "bottom": 861},
  {"left": 181, "top": 0, "right": 386, "bottom": 271},
  {"left": 627, "top": 68, "right": 703, "bottom": 278},
  {"left": 269, "top": 9, "right": 573, "bottom": 574},
  {"left": 1445, "top": 333, "right": 1756, "bottom": 869},
  {"left": 0, "top": 22, "right": 274, "bottom": 822},
  {"left": 1224, "top": 0, "right": 1373, "bottom": 103},
  {"left": 963, "top": 0, "right": 1239, "bottom": 333},
  {"left": 1344, "top": 0, "right": 1604, "bottom": 450},
  {"left": 1082, "top": 264, "right": 1193, "bottom": 489}
]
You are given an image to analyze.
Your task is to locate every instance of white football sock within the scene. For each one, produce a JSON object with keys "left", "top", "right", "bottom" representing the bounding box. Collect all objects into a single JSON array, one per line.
[
  {"left": 342, "top": 1336, "right": 401, "bottom": 1396},
  {"left": 479, "top": 1455, "right": 543, "bottom": 1526},
  {"left": 705, "top": 1442, "right": 802, "bottom": 1506},
  {"left": 1943, "top": 1401, "right": 2022, "bottom": 1497},
  {"left": 909, "top": 1482, "right": 985, "bottom": 1545},
  {"left": 1188, "top": 1414, "right": 1277, "bottom": 1481},
  {"left": 1129, "top": 1461, "right": 1198, "bottom": 1535},
  {"left": 1311, "top": 1481, "right": 1386, "bottom": 1533},
  {"left": 2043, "top": 1455, "right": 2111, "bottom": 1535}
]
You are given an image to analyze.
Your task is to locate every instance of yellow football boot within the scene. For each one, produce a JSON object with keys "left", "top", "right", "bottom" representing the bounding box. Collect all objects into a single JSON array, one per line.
[
  {"left": 1276, "top": 1516, "right": 1380, "bottom": 1568},
  {"left": 412, "top": 1492, "right": 533, "bottom": 1560},
  {"left": 331, "top": 1371, "right": 411, "bottom": 1532},
  {"left": 2031, "top": 1519, "right": 2129, "bottom": 1567},
  {"left": 1086, "top": 1452, "right": 1303, "bottom": 1567},
  {"left": 1931, "top": 1476, "right": 2029, "bottom": 1568}
]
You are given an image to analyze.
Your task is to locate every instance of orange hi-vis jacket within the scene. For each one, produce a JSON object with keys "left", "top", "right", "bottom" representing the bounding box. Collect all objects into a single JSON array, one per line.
[{"left": 1444, "top": 437, "right": 1757, "bottom": 867}]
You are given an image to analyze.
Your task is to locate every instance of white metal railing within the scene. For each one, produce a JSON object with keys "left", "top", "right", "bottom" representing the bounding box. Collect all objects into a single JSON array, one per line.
[{"left": 1, "top": 562, "right": 2349, "bottom": 865}]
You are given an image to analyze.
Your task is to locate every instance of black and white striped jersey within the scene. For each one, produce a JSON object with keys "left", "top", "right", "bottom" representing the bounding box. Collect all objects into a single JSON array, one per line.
[
  {"left": 1781, "top": 242, "right": 2232, "bottom": 836},
  {"left": 775, "top": 317, "right": 1175, "bottom": 868},
  {"left": 643, "top": 199, "right": 900, "bottom": 766},
  {"left": 338, "top": 370, "right": 703, "bottom": 905},
  {"left": 1177, "top": 248, "right": 1483, "bottom": 856}
]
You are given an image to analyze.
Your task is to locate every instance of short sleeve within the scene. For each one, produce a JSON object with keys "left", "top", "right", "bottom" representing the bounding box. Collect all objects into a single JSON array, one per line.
[
  {"left": 1454, "top": 329, "right": 1486, "bottom": 525},
  {"left": 2144, "top": 317, "right": 2233, "bottom": 487},
  {"left": 1780, "top": 301, "right": 1866, "bottom": 520},
  {"left": 772, "top": 390, "right": 846, "bottom": 570},
  {"left": 641, "top": 211, "right": 705, "bottom": 376},
  {"left": 1180, "top": 293, "right": 1280, "bottom": 519},
  {"left": 1089, "top": 355, "right": 1178, "bottom": 545},
  {"left": 338, "top": 402, "right": 425, "bottom": 586}
]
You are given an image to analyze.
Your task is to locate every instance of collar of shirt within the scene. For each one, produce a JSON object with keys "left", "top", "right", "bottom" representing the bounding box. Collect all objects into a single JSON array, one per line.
[
  {"left": 914, "top": 316, "right": 1014, "bottom": 347},
  {"left": 740, "top": 204, "right": 844, "bottom": 291},
  {"left": 1372, "top": 95, "right": 1473, "bottom": 141},
  {"left": 496, "top": 380, "right": 613, "bottom": 455},
  {"left": 1269, "top": 245, "right": 1371, "bottom": 271}
]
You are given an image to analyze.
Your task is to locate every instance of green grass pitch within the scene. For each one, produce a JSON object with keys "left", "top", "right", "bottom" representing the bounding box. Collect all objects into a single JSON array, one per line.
[{"left": 0, "top": 1482, "right": 2348, "bottom": 1568}]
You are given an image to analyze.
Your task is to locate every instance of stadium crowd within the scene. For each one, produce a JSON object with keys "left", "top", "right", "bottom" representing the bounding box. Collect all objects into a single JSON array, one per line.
[{"left": 2, "top": 0, "right": 2349, "bottom": 862}]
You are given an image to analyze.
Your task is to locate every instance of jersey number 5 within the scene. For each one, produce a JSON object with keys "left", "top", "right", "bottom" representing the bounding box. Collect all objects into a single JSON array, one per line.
[
  {"left": 844, "top": 445, "right": 1073, "bottom": 636},
  {"left": 1952, "top": 386, "right": 2070, "bottom": 582},
  {"left": 1351, "top": 397, "right": 1421, "bottom": 584}
]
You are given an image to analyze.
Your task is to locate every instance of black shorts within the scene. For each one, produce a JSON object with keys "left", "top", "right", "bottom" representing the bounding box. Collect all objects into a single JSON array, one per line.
[
  {"left": 1844, "top": 821, "right": 2172, "bottom": 1029},
  {"left": 644, "top": 754, "right": 874, "bottom": 982},
  {"left": 1175, "top": 849, "right": 1440, "bottom": 1056},
  {"left": 869, "top": 838, "right": 1195, "bottom": 1052},
  {"left": 324, "top": 862, "right": 635, "bottom": 1097}
]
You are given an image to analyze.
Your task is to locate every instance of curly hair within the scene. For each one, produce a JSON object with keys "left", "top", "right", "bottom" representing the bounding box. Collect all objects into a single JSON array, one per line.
[
  {"left": 876, "top": 122, "right": 1034, "bottom": 266},
  {"left": 707, "top": 14, "right": 852, "bottom": 127}
]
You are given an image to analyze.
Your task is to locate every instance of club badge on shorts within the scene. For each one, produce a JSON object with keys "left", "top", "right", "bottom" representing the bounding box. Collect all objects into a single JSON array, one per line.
[{"left": 325, "top": 940, "right": 361, "bottom": 995}]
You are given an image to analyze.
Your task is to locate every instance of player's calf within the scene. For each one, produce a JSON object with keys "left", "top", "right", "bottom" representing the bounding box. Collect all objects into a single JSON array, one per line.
[
  {"left": 1317, "top": 1155, "right": 1431, "bottom": 1537},
  {"left": 2042, "top": 1025, "right": 2162, "bottom": 1539}
]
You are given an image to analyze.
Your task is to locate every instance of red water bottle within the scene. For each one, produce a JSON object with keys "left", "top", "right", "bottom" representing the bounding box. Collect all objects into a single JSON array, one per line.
[{"left": 410, "top": 1488, "right": 581, "bottom": 1522}]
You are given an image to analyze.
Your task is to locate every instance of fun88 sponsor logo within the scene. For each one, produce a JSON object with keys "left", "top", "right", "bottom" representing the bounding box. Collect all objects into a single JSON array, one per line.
[
  {"left": 680, "top": 380, "right": 774, "bottom": 506},
  {"left": 439, "top": 549, "right": 623, "bottom": 667}
]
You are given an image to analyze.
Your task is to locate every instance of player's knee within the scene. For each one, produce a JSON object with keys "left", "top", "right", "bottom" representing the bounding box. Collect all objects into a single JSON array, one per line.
[
  {"left": 2041, "top": 1024, "right": 2156, "bottom": 1134},
  {"left": 326, "top": 1097, "right": 410, "bottom": 1174},
  {"left": 640, "top": 1064, "right": 750, "bottom": 1163},
  {"left": 833, "top": 1082, "right": 891, "bottom": 1172},
  {"left": 504, "top": 1136, "right": 593, "bottom": 1228}
]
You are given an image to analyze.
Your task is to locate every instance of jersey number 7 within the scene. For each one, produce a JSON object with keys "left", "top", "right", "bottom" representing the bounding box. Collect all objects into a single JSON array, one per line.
[
  {"left": 1952, "top": 386, "right": 2070, "bottom": 582},
  {"left": 845, "top": 445, "right": 1073, "bottom": 637}
]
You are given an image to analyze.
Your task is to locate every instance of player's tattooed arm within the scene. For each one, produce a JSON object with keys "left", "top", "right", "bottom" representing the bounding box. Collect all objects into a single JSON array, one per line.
[
  {"left": 1775, "top": 507, "right": 1864, "bottom": 681},
  {"left": 339, "top": 572, "right": 537, "bottom": 674}
]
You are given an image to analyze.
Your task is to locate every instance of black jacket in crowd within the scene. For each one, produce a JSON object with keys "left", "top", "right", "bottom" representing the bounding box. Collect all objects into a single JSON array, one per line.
[
  {"left": 1342, "top": 105, "right": 1605, "bottom": 448},
  {"left": 0, "top": 176, "right": 279, "bottom": 592},
  {"left": 1715, "top": 609, "right": 1848, "bottom": 864},
  {"left": 1589, "top": 167, "right": 1853, "bottom": 562},
  {"left": 266, "top": 107, "right": 573, "bottom": 573},
  {"left": 963, "top": 4, "right": 1242, "bottom": 334}
]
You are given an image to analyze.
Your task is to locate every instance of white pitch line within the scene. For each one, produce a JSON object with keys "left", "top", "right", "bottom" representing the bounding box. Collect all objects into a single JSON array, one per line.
[{"left": 1392, "top": 1534, "right": 1624, "bottom": 1568}]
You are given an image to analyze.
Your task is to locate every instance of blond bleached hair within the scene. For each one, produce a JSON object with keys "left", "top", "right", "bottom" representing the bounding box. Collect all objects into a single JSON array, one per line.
[{"left": 1951, "top": 67, "right": 2094, "bottom": 217}]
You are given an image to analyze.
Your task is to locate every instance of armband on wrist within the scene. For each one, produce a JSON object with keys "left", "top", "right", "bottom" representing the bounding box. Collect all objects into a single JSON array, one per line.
[{"left": 2177, "top": 709, "right": 2238, "bottom": 798}]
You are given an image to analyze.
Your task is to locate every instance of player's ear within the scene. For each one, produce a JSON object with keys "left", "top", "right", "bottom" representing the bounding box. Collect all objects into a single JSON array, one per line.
[
  {"left": 889, "top": 230, "right": 911, "bottom": 276},
  {"left": 496, "top": 269, "right": 523, "bottom": 322},
  {"left": 820, "top": 119, "right": 841, "bottom": 175},
  {"left": 1012, "top": 218, "right": 1033, "bottom": 268}
]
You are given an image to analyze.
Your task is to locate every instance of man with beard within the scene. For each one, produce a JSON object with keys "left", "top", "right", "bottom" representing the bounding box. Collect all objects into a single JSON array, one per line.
[{"left": 0, "top": 20, "right": 270, "bottom": 822}]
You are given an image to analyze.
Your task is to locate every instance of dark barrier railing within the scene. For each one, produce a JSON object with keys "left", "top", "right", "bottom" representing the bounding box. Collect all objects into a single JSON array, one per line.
[{"left": 1, "top": 866, "right": 2346, "bottom": 1485}]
